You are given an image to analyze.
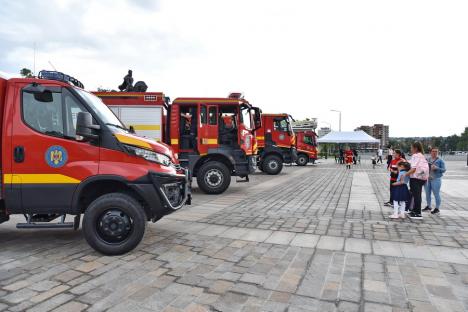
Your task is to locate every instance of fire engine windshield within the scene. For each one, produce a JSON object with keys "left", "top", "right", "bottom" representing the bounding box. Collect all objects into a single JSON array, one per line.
[{"left": 75, "top": 89, "right": 126, "bottom": 130}]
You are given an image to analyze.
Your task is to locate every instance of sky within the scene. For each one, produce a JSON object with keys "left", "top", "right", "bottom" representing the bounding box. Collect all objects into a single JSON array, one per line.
[{"left": 1, "top": 0, "right": 467, "bottom": 137}]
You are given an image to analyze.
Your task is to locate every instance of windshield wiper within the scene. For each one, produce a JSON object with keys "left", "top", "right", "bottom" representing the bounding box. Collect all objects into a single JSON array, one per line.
[
  {"left": 45, "top": 130, "right": 65, "bottom": 138},
  {"left": 105, "top": 123, "right": 128, "bottom": 131}
]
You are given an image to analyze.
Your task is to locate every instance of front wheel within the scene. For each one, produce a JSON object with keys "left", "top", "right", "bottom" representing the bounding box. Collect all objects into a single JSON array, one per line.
[
  {"left": 83, "top": 193, "right": 146, "bottom": 255},
  {"left": 295, "top": 154, "right": 309, "bottom": 166},
  {"left": 197, "top": 161, "right": 231, "bottom": 194},
  {"left": 262, "top": 155, "right": 283, "bottom": 175}
]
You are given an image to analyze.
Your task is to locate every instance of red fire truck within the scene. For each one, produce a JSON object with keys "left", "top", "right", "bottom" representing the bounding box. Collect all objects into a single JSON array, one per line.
[
  {"left": 0, "top": 71, "right": 190, "bottom": 255},
  {"left": 95, "top": 92, "right": 262, "bottom": 194},
  {"left": 256, "top": 113, "right": 297, "bottom": 174},
  {"left": 295, "top": 130, "right": 318, "bottom": 166}
]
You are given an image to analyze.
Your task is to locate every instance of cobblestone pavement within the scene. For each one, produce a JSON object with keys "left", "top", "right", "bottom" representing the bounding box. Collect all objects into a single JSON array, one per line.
[{"left": 1, "top": 160, "right": 468, "bottom": 311}]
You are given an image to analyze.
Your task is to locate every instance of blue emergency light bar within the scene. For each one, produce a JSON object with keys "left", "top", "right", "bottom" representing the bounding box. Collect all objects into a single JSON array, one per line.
[{"left": 38, "top": 70, "right": 84, "bottom": 89}]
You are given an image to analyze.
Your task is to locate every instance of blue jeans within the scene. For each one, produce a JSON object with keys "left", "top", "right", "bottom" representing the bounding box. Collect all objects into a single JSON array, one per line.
[{"left": 425, "top": 178, "right": 442, "bottom": 209}]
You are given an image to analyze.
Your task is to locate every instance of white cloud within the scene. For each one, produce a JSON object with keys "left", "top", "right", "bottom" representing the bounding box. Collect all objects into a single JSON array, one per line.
[{"left": 1, "top": 0, "right": 467, "bottom": 137}]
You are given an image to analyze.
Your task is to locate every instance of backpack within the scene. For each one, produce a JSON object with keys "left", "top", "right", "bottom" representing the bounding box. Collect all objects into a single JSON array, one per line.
[{"left": 414, "top": 155, "right": 430, "bottom": 181}]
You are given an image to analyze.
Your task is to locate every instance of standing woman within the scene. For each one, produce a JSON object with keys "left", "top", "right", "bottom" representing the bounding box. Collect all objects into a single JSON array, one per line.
[
  {"left": 405, "top": 142, "right": 429, "bottom": 220},
  {"left": 422, "top": 147, "right": 446, "bottom": 214}
]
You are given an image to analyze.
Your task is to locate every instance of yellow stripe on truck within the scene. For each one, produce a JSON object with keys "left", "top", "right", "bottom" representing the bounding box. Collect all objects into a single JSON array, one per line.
[
  {"left": 171, "top": 139, "right": 179, "bottom": 145},
  {"left": 4, "top": 174, "right": 81, "bottom": 184},
  {"left": 130, "top": 124, "right": 161, "bottom": 131},
  {"left": 114, "top": 134, "right": 152, "bottom": 149},
  {"left": 202, "top": 138, "right": 218, "bottom": 144}
]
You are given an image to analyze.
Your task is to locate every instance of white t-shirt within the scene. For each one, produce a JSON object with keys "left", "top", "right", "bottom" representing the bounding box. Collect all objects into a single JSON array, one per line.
[
  {"left": 378, "top": 149, "right": 383, "bottom": 156},
  {"left": 388, "top": 148, "right": 394, "bottom": 156}
]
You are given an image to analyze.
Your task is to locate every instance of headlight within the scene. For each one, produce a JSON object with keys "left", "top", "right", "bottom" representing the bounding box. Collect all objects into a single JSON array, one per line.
[{"left": 125, "top": 145, "right": 171, "bottom": 166}]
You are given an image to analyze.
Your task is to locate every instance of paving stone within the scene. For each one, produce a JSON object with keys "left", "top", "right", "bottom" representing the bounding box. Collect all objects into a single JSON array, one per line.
[
  {"left": 345, "top": 238, "right": 372, "bottom": 254},
  {"left": 265, "top": 231, "right": 296, "bottom": 245},
  {"left": 317, "top": 235, "right": 345, "bottom": 251},
  {"left": 290, "top": 234, "right": 319, "bottom": 248},
  {"left": 3, "top": 288, "right": 37, "bottom": 304}
]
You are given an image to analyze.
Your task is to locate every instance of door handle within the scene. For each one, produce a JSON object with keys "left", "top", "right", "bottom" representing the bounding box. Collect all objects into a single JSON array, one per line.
[{"left": 14, "top": 146, "right": 24, "bottom": 163}]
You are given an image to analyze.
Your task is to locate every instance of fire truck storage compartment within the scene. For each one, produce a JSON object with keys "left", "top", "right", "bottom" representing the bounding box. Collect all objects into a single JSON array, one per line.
[{"left": 109, "top": 105, "right": 163, "bottom": 142}]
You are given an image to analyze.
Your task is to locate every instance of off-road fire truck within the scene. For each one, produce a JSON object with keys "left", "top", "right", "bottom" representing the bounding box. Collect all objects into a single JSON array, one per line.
[
  {"left": 295, "top": 130, "right": 318, "bottom": 166},
  {"left": 95, "top": 92, "right": 262, "bottom": 194},
  {"left": 256, "top": 113, "right": 297, "bottom": 174},
  {"left": 0, "top": 71, "right": 190, "bottom": 255}
]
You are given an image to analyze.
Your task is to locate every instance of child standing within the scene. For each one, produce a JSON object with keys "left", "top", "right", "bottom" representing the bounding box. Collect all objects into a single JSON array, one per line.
[{"left": 389, "top": 162, "right": 411, "bottom": 219}]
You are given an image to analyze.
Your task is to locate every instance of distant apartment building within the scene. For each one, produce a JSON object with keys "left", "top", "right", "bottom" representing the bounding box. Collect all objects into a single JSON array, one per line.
[
  {"left": 355, "top": 124, "right": 389, "bottom": 147},
  {"left": 317, "top": 127, "right": 331, "bottom": 137}
]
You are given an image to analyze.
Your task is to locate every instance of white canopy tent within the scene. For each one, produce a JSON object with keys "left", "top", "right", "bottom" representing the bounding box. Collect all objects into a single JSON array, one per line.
[{"left": 317, "top": 131, "right": 380, "bottom": 144}]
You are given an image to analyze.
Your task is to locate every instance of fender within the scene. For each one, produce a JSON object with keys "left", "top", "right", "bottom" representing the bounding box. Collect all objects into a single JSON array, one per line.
[
  {"left": 70, "top": 174, "right": 164, "bottom": 219},
  {"left": 260, "top": 145, "right": 285, "bottom": 162}
]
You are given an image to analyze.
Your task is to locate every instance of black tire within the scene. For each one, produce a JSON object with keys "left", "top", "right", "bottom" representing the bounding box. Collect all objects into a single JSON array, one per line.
[
  {"left": 262, "top": 155, "right": 283, "bottom": 175},
  {"left": 83, "top": 193, "right": 146, "bottom": 255},
  {"left": 197, "top": 161, "right": 231, "bottom": 194},
  {"left": 258, "top": 161, "right": 264, "bottom": 172},
  {"left": 295, "top": 154, "right": 309, "bottom": 166}
]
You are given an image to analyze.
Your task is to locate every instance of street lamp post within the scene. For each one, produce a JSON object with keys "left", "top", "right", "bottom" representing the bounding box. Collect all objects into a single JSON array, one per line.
[{"left": 330, "top": 109, "right": 341, "bottom": 132}]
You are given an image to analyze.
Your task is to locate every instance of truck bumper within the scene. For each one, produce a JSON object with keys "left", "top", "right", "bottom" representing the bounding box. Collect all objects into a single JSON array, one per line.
[{"left": 129, "top": 168, "right": 191, "bottom": 221}]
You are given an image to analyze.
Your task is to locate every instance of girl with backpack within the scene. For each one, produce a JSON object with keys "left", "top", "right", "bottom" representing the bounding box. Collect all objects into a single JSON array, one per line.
[{"left": 404, "top": 142, "right": 429, "bottom": 220}]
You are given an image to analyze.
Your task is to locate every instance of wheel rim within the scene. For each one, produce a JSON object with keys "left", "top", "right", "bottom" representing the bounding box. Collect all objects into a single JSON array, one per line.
[
  {"left": 96, "top": 209, "right": 133, "bottom": 244},
  {"left": 268, "top": 160, "right": 278, "bottom": 170},
  {"left": 205, "top": 169, "right": 223, "bottom": 188},
  {"left": 299, "top": 157, "right": 307, "bottom": 165}
]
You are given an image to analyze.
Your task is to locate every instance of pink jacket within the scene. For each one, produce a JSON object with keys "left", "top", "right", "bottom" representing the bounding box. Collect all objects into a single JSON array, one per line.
[{"left": 410, "top": 152, "right": 429, "bottom": 180}]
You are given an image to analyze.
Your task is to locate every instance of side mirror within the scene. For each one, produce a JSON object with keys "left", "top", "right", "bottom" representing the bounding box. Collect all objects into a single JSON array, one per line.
[
  {"left": 129, "top": 125, "right": 136, "bottom": 134},
  {"left": 252, "top": 107, "right": 262, "bottom": 130},
  {"left": 76, "top": 112, "right": 100, "bottom": 140}
]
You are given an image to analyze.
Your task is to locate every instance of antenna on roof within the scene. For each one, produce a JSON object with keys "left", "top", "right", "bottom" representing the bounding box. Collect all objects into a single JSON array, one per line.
[
  {"left": 48, "top": 61, "right": 57, "bottom": 71},
  {"left": 33, "top": 42, "right": 36, "bottom": 76}
]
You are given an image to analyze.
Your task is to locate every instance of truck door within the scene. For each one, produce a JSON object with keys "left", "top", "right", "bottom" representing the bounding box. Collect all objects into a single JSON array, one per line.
[
  {"left": 273, "top": 117, "right": 293, "bottom": 148},
  {"left": 9, "top": 85, "right": 99, "bottom": 214},
  {"left": 198, "top": 105, "right": 218, "bottom": 154}
]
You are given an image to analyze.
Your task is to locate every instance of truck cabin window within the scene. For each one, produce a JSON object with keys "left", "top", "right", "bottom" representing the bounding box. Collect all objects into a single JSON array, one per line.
[
  {"left": 304, "top": 135, "right": 316, "bottom": 146},
  {"left": 274, "top": 118, "right": 289, "bottom": 133},
  {"left": 22, "top": 89, "right": 89, "bottom": 139}
]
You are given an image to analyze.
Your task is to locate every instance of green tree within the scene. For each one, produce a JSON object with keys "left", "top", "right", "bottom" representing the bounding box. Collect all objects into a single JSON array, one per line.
[{"left": 20, "top": 68, "right": 33, "bottom": 78}]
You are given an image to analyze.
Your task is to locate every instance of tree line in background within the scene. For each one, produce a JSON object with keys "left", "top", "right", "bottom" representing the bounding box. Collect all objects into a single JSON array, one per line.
[{"left": 389, "top": 127, "right": 468, "bottom": 153}]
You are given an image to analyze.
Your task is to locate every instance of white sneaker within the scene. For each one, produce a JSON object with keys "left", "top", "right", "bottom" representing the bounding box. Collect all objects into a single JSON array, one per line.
[
  {"left": 389, "top": 214, "right": 399, "bottom": 219},
  {"left": 399, "top": 213, "right": 406, "bottom": 219}
]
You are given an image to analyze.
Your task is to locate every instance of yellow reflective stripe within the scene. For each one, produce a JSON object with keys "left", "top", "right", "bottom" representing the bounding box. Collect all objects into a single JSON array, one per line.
[
  {"left": 130, "top": 124, "right": 161, "bottom": 131},
  {"left": 115, "top": 134, "right": 152, "bottom": 149},
  {"left": 4, "top": 174, "right": 80, "bottom": 184},
  {"left": 202, "top": 138, "right": 218, "bottom": 144},
  {"left": 256, "top": 136, "right": 265, "bottom": 140},
  {"left": 171, "top": 138, "right": 179, "bottom": 144}
]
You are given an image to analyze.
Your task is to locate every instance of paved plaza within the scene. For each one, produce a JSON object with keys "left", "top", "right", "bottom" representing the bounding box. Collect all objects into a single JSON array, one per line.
[{"left": 1, "top": 160, "right": 468, "bottom": 312}]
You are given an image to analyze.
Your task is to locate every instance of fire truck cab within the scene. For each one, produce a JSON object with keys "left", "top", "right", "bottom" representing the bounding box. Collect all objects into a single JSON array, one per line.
[
  {"left": 256, "top": 113, "right": 297, "bottom": 175},
  {"left": 96, "top": 92, "right": 262, "bottom": 194},
  {"left": 0, "top": 71, "right": 190, "bottom": 255},
  {"left": 295, "top": 130, "right": 318, "bottom": 166}
]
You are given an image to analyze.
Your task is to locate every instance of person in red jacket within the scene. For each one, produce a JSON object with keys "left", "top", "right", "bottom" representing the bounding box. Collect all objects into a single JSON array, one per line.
[
  {"left": 345, "top": 147, "right": 354, "bottom": 169},
  {"left": 384, "top": 150, "right": 405, "bottom": 206}
]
